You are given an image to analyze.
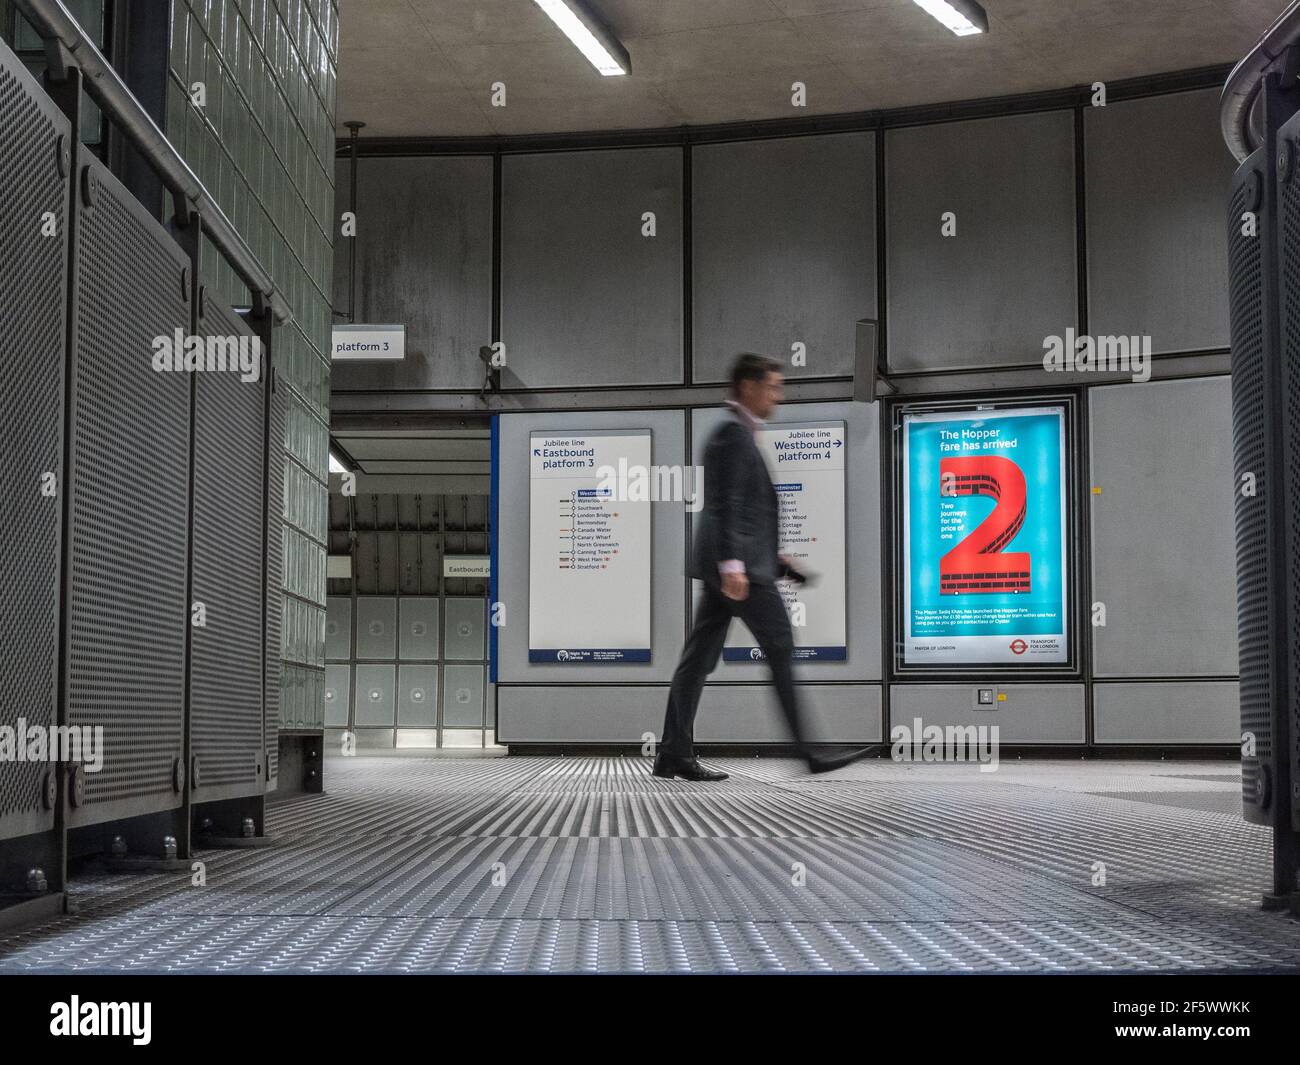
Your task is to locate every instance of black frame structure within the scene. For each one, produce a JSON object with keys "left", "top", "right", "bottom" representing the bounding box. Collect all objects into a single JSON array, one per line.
[
  {"left": 887, "top": 393, "right": 1083, "bottom": 680},
  {"left": 1220, "top": 0, "right": 1300, "bottom": 910}
]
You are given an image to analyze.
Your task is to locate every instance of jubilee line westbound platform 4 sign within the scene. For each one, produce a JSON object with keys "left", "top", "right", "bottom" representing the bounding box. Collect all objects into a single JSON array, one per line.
[{"left": 723, "top": 420, "right": 848, "bottom": 663}]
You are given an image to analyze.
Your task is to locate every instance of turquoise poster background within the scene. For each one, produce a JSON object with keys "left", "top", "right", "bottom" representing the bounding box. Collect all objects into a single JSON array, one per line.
[{"left": 903, "top": 407, "right": 1068, "bottom": 664}]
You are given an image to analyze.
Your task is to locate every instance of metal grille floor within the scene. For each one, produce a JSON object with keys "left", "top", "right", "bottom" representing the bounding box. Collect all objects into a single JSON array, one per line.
[{"left": 1, "top": 755, "right": 1297, "bottom": 973}]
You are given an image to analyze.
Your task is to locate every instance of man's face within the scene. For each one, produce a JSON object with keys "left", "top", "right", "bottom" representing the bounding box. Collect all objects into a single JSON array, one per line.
[{"left": 740, "top": 370, "right": 784, "bottom": 420}]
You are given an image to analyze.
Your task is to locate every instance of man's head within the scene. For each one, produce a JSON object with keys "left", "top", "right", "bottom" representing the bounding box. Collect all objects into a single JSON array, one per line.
[{"left": 729, "top": 353, "right": 784, "bottom": 421}]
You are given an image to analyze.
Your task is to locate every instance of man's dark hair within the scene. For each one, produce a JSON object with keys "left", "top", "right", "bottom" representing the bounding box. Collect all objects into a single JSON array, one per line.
[{"left": 729, "top": 353, "right": 781, "bottom": 396}]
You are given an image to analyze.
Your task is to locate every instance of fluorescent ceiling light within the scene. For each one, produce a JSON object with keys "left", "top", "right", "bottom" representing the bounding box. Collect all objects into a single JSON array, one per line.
[
  {"left": 329, "top": 452, "right": 348, "bottom": 474},
  {"left": 533, "top": 0, "right": 630, "bottom": 76},
  {"left": 910, "top": 0, "right": 988, "bottom": 37}
]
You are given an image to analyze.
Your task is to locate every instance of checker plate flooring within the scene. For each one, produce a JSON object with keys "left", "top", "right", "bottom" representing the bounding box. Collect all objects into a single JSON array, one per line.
[{"left": 1, "top": 755, "right": 1297, "bottom": 973}]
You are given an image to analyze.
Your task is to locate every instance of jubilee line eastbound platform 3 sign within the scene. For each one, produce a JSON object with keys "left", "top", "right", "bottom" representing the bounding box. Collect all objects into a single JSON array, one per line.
[{"left": 528, "top": 430, "right": 652, "bottom": 663}]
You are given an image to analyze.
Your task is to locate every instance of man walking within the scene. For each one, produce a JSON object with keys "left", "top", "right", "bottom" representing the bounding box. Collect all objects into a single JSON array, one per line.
[{"left": 653, "top": 354, "right": 871, "bottom": 781}]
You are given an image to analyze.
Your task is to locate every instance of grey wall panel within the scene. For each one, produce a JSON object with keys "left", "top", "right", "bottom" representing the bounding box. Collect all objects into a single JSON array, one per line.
[
  {"left": 497, "top": 684, "right": 882, "bottom": 743},
  {"left": 324, "top": 664, "right": 351, "bottom": 727},
  {"left": 398, "top": 664, "right": 438, "bottom": 726},
  {"left": 889, "top": 684, "right": 1086, "bottom": 743},
  {"left": 326, "top": 596, "right": 351, "bottom": 660},
  {"left": 443, "top": 597, "right": 485, "bottom": 660},
  {"left": 692, "top": 400, "right": 881, "bottom": 681},
  {"left": 354, "top": 664, "right": 396, "bottom": 726},
  {"left": 886, "top": 111, "right": 1077, "bottom": 372},
  {"left": 67, "top": 155, "right": 191, "bottom": 825},
  {"left": 1093, "top": 681, "right": 1238, "bottom": 743},
  {"left": 332, "top": 156, "right": 493, "bottom": 391},
  {"left": 692, "top": 133, "right": 877, "bottom": 382},
  {"left": 695, "top": 685, "right": 881, "bottom": 744},
  {"left": 1085, "top": 90, "right": 1233, "bottom": 354},
  {"left": 498, "top": 409, "right": 687, "bottom": 682},
  {"left": 1089, "top": 377, "right": 1238, "bottom": 677},
  {"left": 0, "top": 47, "right": 67, "bottom": 840},
  {"left": 190, "top": 300, "right": 266, "bottom": 796},
  {"left": 355, "top": 596, "right": 397, "bottom": 659},
  {"left": 399, "top": 597, "right": 439, "bottom": 660},
  {"left": 501, "top": 147, "right": 683, "bottom": 388},
  {"left": 443, "top": 664, "right": 485, "bottom": 727}
]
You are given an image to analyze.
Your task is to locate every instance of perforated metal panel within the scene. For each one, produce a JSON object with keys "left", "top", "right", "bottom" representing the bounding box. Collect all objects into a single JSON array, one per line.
[
  {"left": 66, "top": 155, "right": 190, "bottom": 826},
  {"left": 0, "top": 44, "right": 67, "bottom": 841},
  {"left": 397, "top": 665, "right": 438, "bottom": 727},
  {"left": 189, "top": 300, "right": 266, "bottom": 797},
  {"left": 1279, "top": 118, "right": 1300, "bottom": 832},
  {"left": 324, "top": 665, "right": 350, "bottom": 727},
  {"left": 356, "top": 597, "right": 396, "bottom": 659},
  {"left": 443, "top": 598, "right": 485, "bottom": 661},
  {"left": 399, "top": 598, "right": 438, "bottom": 661},
  {"left": 326, "top": 596, "right": 351, "bottom": 661},
  {"left": 442, "top": 664, "right": 484, "bottom": 727},
  {"left": 354, "top": 665, "right": 395, "bottom": 726},
  {"left": 1228, "top": 149, "right": 1269, "bottom": 824},
  {"left": 266, "top": 377, "right": 286, "bottom": 780}
]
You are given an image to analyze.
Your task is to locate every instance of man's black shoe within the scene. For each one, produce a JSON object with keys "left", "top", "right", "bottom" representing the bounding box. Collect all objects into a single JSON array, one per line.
[
  {"left": 652, "top": 753, "right": 729, "bottom": 781},
  {"left": 807, "top": 746, "right": 873, "bottom": 774}
]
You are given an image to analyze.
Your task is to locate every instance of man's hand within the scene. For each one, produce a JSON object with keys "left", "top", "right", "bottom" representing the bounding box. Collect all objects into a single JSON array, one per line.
[{"left": 721, "top": 570, "right": 749, "bottom": 602}]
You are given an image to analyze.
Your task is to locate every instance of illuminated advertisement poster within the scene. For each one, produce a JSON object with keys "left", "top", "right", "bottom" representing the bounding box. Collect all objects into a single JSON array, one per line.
[
  {"left": 902, "top": 406, "right": 1068, "bottom": 666},
  {"left": 528, "top": 429, "right": 652, "bottom": 663},
  {"left": 724, "top": 420, "right": 847, "bottom": 662}
]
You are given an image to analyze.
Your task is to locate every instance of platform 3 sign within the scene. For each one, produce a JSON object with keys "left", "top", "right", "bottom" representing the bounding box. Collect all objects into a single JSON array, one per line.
[
  {"left": 902, "top": 406, "right": 1068, "bottom": 666},
  {"left": 724, "top": 420, "right": 847, "bottom": 662},
  {"left": 528, "top": 429, "right": 652, "bottom": 663}
]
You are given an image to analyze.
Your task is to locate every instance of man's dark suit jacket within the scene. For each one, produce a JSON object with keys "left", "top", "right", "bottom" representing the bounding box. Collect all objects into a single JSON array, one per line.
[{"left": 690, "top": 412, "right": 781, "bottom": 588}]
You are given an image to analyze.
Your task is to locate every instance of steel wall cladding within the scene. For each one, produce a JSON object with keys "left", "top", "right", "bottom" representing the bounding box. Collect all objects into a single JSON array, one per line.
[
  {"left": 1228, "top": 149, "right": 1270, "bottom": 824},
  {"left": 66, "top": 156, "right": 190, "bottom": 824},
  {"left": 0, "top": 45, "right": 68, "bottom": 841},
  {"left": 1279, "top": 113, "right": 1300, "bottom": 832},
  {"left": 267, "top": 379, "right": 287, "bottom": 779},
  {"left": 189, "top": 300, "right": 266, "bottom": 797}
]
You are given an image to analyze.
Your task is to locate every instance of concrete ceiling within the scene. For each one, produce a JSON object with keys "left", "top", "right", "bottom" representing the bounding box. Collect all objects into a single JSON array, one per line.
[
  {"left": 331, "top": 428, "right": 492, "bottom": 497},
  {"left": 332, "top": 428, "right": 491, "bottom": 476},
  {"left": 336, "top": 0, "right": 1281, "bottom": 138}
]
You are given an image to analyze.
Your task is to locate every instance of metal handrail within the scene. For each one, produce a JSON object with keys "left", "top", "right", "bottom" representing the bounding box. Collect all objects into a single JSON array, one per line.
[
  {"left": 14, "top": 0, "right": 289, "bottom": 323},
  {"left": 1222, "top": 0, "right": 1300, "bottom": 163}
]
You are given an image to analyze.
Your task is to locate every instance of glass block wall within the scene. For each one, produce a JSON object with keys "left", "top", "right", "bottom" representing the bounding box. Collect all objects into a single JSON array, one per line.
[
  {"left": 166, "top": 0, "right": 337, "bottom": 731},
  {"left": 5, "top": 0, "right": 107, "bottom": 144}
]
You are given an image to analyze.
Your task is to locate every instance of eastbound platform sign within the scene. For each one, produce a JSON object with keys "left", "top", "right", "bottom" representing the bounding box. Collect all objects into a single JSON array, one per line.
[
  {"left": 724, "top": 420, "right": 847, "bottom": 662},
  {"left": 528, "top": 429, "right": 652, "bottom": 663},
  {"left": 902, "top": 406, "right": 1068, "bottom": 666}
]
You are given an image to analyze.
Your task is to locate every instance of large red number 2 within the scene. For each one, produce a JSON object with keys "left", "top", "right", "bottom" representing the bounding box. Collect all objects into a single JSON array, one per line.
[{"left": 938, "top": 455, "right": 1031, "bottom": 594}]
